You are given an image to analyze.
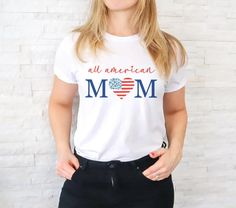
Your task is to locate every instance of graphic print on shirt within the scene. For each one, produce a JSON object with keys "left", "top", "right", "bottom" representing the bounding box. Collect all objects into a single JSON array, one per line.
[
  {"left": 85, "top": 65, "right": 158, "bottom": 99},
  {"left": 109, "top": 77, "right": 134, "bottom": 99}
]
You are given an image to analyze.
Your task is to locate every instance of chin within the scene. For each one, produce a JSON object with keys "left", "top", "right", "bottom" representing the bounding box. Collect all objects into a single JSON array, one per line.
[{"left": 103, "top": 0, "right": 138, "bottom": 11}]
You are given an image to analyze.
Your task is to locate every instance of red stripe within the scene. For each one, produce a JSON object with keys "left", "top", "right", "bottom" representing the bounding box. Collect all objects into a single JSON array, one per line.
[
  {"left": 114, "top": 91, "right": 130, "bottom": 93},
  {"left": 122, "top": 81, "right": 134, "bottom": 83},
  {"left": 121, "top": 88, "right": 132, "bottom": 90},
  {"left": 122, "top": 84, "right": 134, "bottom": 86}
]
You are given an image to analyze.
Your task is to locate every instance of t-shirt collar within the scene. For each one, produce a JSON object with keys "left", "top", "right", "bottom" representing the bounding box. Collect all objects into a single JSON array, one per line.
[{"left": 103, "top": 31, "right": 140, "bottom": 42}]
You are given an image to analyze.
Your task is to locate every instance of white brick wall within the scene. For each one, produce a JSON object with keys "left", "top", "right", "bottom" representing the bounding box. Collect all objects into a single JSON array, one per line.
[{"left": 0, "top": 0, "right": 235, "bottom": 207}]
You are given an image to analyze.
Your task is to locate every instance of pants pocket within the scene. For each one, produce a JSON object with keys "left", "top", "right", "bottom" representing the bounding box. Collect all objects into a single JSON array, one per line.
[
  {"left": 71, "top": 160, "right": 88, "bottom": 182},
  {"left": 136, "top": 167, "right": 172, "bottom": 184},
  {"left": 70, "top": 167, "right": 82, "bottom": 181},
  {"left": 134, "top": 156, "right": 172, "bottom": 184}
]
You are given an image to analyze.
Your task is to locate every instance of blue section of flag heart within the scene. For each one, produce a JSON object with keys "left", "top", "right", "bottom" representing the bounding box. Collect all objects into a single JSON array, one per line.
[
  {"left": 109, "top": 78, "right": 122, "bottom": 89},
  {"left": 108, "top": 77, "right": 135, "bottom": 99}
]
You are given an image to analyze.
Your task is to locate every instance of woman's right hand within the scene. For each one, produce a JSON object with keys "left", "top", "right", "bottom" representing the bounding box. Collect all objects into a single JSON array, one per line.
[{"left": 55, "top": 149, "right": 80, "bottom": 180}]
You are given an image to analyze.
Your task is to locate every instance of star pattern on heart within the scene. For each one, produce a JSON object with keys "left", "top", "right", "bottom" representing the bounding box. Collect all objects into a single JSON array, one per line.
[{"left": 109, "top": 77, "right": 135, "bottom": 99}]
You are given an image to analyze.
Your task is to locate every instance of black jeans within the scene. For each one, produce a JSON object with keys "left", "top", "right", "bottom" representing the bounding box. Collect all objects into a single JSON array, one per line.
[{"left": 58, "top": 141, "right": 174, "bottom": 208}]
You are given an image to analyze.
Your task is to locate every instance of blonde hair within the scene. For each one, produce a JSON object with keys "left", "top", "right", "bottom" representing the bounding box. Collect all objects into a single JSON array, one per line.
[{"left": 71, "top": 0, "right": 187, "bottom": 80}]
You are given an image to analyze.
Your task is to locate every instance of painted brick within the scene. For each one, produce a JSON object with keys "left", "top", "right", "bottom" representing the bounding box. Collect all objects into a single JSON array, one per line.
[{"left": 0, "top": 0, "right": 236, "bottom": 207}]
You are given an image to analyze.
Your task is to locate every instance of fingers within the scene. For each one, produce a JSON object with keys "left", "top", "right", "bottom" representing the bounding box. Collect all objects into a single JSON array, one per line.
[
  {"left": 142, "top": 162, "right": 170, "bottom": 181},
  {"left": 56, "top": 155, "right": 80, "bottom": 180},
  {"left": 143, "top": 149, "right": 167, "bottom": 176},
  {"left": 65, "top": 162, "right": 77, "bottom": 174},
  {"left": 56, "top": 162, "right": 76, "bottom": 180},
  {"left": 152, "top": 173, "right": 171, "bottom": 181},
  {"left": 70, "top": 155, "right": 80, "bottom": 169},
  {"left": 56, "top": 168, "right": 72, "bottom": 180},
  {"left": 142, "top": 163, "right": 161, "bottom": 180},
  {"left": 149, "top": 148, "right": 167, "bottom": 158},
  {"left": 147, "top": 167, "right": 169, "bottom": 181},
  {"left": 142, "top": 150, "right": 169, "bottom": 180}
]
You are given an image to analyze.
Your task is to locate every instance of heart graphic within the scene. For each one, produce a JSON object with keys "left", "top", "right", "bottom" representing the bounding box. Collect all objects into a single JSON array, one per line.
[{"left": 109, "top": 77, "right": 135, "bottom": 99}]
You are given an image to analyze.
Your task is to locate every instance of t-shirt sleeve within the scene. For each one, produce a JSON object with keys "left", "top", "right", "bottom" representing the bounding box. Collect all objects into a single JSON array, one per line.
[
  {"left": 164, "top": 64, "right": 188, "bottom": 93},
  {"left": 53, "top": 33, "right": 78, "bottom": 84},
  {"left": 164, "top": 44, "right": 188, "bottom": 93}
]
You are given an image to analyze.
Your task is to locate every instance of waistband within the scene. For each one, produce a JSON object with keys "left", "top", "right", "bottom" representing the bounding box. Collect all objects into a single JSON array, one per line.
[{"left": 73, "top": 140, "right": 167, "bottom": 170}]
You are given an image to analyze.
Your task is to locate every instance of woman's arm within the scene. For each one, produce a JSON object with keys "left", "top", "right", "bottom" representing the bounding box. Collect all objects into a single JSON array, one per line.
[
  {"left": 163, "top": 86, "right": 188, "bottom": 156},
  {"left": 142, "top": 86, "right": 188, "bottom": 181},
  {"left": 48, "top": 75, "right": 80, "bottom": 180},
  {"left": 48, "top": 75, "right": 77, "bottom": 153}
]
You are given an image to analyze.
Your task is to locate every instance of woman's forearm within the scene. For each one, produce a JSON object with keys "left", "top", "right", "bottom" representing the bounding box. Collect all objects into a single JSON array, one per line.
[
  {"left": 164, "top": 109, "right": 188, "bottom": 155},
  {"left": 48, "top": 100, "right": 73, "bottom": 154}
]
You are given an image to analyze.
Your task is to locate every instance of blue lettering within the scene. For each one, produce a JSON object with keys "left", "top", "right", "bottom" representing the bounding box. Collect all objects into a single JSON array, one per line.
[{"left": 85, "top": 79, "right": 108, "bottom": 98}]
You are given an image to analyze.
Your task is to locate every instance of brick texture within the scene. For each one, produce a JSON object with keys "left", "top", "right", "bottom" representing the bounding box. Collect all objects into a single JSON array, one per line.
[{"left": 0, "top": 0, "right": 236, "bottom": 207}]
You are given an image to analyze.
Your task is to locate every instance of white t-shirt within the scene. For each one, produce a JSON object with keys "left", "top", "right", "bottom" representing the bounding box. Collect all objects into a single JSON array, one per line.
[{"left": 53, "top": 31, "right": 188, "bottom": 161}]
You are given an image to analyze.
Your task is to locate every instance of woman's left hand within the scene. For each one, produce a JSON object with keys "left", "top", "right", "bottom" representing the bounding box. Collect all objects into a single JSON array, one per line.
[{"left": 142, "top": 147, "right": 183, "bottom": 181}]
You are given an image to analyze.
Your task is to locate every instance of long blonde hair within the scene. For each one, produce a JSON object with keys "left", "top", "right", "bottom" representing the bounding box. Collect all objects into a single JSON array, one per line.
[{"left": 71, "top": 0, "right": 187, "bottom": 80}]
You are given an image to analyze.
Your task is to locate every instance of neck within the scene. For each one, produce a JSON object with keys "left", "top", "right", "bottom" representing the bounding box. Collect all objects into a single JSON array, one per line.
[{"left": 106, "top": 9, "right": 138, "bottom": 36}]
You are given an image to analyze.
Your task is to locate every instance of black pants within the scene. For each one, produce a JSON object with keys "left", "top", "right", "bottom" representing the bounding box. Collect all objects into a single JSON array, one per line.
[{"left": 58, "top": 141, "right": 174, "bottom": 208}]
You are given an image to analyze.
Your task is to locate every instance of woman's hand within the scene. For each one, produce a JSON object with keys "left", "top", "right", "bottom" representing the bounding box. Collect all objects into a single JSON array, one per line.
[
  {"left": 55, "top": 149, "right": 80, "bottom": 180},
  {"left": 142, "top": 147, "right": 183, "bottom": 181}
]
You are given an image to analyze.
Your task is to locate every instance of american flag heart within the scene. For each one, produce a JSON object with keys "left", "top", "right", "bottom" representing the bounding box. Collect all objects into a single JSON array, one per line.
[{"left": 109, "top": 77, "right": 135, "bottom": 99}]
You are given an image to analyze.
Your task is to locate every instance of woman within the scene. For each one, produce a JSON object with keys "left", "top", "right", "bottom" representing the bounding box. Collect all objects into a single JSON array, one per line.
[{"left": 48, "top": 0, "right": 188, "bottom": 207}]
